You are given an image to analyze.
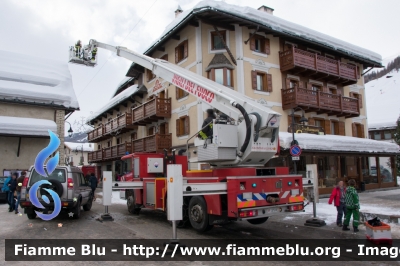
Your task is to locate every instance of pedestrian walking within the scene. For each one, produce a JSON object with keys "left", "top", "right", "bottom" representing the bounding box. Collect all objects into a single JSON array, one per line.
[
  {"left": 14, "top": 171, "right": 26, "bottom": 214},
  {"left": 328, "top": 180, "right": 347, "bottom": 227},
  {"left": 2, "top": 175, "right": 12, "bottom": 211},
  {"left": 342, "top": 179, "right": 360, "bottom": 232},
  {"left": 8, "top": 173, "right": 18, "bottom": 213},
  {"left": 89, "top": 173, "right": 98, "bottom": 201}
]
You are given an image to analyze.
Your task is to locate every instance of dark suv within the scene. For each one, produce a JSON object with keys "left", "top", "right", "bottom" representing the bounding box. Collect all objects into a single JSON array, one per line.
[{"left": 19, "top": 165, "right": 93, "bottom": 219}]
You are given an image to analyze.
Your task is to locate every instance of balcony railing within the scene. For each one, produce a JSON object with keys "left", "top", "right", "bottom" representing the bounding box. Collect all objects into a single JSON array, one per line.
[
  {"left": 281, "top": 87, "right": 359, "bottom": 117},
  {"left": 88, "top": 142, "right": 132, "bottom": 163},
  {"left": 279, "top": 47, "right": 358, "bottom": 86},
  {"left": 132, "top": 97, "right": 171, "bottom": 126},
  {"left": 132, "top": 133, "right": 172, "bottom": 153},
  {"left": 104, "top": 112, "right": 136, "bottom": 135},
  {"left": 88, "top": 150, "right": 104, "bottom": 163},
  {"left": 87, "top": 125, "right": 105, "bottom": 142}
]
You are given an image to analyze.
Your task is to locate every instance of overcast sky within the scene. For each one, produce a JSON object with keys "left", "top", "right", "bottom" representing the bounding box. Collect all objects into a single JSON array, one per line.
[{"left": 1, "top": 0, "right": 399, "bottom": 135}]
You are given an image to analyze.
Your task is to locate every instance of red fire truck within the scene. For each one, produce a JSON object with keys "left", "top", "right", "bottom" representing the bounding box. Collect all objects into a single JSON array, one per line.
[{"left": 70, "top": 40, "right": 305, "bottom": 232}]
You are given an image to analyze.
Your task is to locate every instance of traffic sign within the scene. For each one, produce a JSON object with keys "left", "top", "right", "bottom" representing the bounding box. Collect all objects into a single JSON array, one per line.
[{"left": 290, "top": 145, "right": 302, "bottom": 156}]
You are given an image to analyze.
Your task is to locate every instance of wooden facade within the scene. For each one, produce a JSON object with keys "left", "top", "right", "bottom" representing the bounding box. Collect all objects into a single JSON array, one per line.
[
  {"left": 132, "top": 96, "right": 171, "bottom": 126},
  {"left": 132, "top": 133, "right": 172, "bottom": 153}
]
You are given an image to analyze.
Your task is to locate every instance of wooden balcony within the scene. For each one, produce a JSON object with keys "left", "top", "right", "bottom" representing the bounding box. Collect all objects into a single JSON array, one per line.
[
  {"left": 132, "top": 133, "right": 172, "bottom": 153},
  {"left": 103, "top": 142, "right": 132, "bottom": 161},
  {"left": 281, "top": 87, "right": 359, "bottom": 117},
  {"left": 88, "top": 150, "right": 104, "bottom": 163},
  {"left": 104, "top": 112, "right": 136, "bottom": 135},
  {"left": 279, "top": 47, "right": 358, "bottom": 86},
  {"left": 87, "top": 125, "right": 106, "bottom": 142},
  {"left": 132, "top": 97, "right": 171, "bottom": 126}
]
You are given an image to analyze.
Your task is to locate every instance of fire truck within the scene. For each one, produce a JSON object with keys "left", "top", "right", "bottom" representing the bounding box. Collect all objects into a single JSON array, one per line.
[{"left": 69, "top": 40, "right": 305, "bottom": 232}]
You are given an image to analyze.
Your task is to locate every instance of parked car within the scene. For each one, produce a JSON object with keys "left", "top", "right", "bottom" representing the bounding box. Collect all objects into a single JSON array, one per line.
[
  {"left": 0, "top": 177, "right": 8, "bottom": 202},
  {"left": 19, "top": 165, "right": 93, "bottom": 220}
]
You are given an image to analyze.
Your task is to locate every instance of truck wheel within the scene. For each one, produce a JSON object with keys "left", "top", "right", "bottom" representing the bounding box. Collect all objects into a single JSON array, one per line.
[
  {"left": 188, "top": 196, "right": 212, "bottom": 232},
  {"left": 27, "top": 211, "right": 37, "bottom": 219},
  {"left": 83, "top": 193, "right": 93, "bottom": 211},
  {"left": 73, "top": 199, "right": 81, "bottom": 219},
  {"left": 127, "top": 194, "right": 141, "bottom": 215},
  {"left": 247, "top": 217, "right": 268, "bottom": 225}
]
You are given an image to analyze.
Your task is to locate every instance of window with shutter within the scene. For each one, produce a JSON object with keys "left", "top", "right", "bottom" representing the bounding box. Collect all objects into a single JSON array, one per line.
[
  {"left": 298, "top": 81, "right": 304, "bottom": 88},
  {"left": 147, "top": 69, "right": 155, "bottom": 82},
  {"left": 176, "top": 86, "right": 188, "bottom": 100},
  {"left": 175, "top": 40, "right": 188, "bottom": 63},
  {"left": 352, "top": 92, "right": 363, "bottom": 108},
  {"left": 252, "top": 70, "right": 270, "bottom": 92},
  {"left": 308, "top": 118, "right": 315, "bottom": 126},
  {"left": 148, "top": 127, "right": 155, "bottom": 136},
  {"left": 249, "top": 34, "right": 270, "bottom": 54},
  {"left": 210, "top": 30, "right": 226, "bottom": 50},
  {"left": 352, "top": 123, "right": 357, "bottom": 137},
  {"left": 184, "top": 116, "right": 190, "bottom": 135},
  {"left": 131, "top": 132, "right": 137, "bottom": 140},
  {"left": 208, "top": 68, "right": 233, "bottom": 87},
  {"left": 176, "top": 116, "right": 189, "bottom": 137},
  {"left": 176, "top": 119, "right": 181, "bottom": 137}
]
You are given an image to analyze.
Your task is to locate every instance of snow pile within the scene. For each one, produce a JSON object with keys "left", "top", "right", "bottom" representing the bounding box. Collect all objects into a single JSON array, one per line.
[
  {"left": 279, "top": 132, "right": 399, "bottom": 153},
  {"left": 0, "top": 116, "right": 57, "bottom": 136},
  {"left": 96, "top": 191, "right": 126, "bottom": 205},
  {"left": 64, "top": 142, "right": 94, "bottom": 152},
  {"left": 365, "top": 69, "right": 400, "bottom": 129},
  {"left": 86, "top": 84, "right": 139, "bottom": 122},
  {"left": 147, "top": 1, "right": 381, "bottom": 64},
  {"left": 0, "top": 50, "right": 79, "bottom": 109}
]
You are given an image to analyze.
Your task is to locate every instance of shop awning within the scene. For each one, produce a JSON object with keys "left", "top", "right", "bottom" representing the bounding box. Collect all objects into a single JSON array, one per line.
[
  {"left": 279, "top": 132, "right": 400, "bottom": 154},
  {"left": 0, "top": 116, "right": 57, "bottom": 137}
]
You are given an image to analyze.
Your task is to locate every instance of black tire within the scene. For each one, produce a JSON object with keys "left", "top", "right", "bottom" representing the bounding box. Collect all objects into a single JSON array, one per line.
[
  {"left": 247, "top": 217, "right": 269, "bottom": 225},
  {"left": 83, "top": 193, "right": 93, "bottom": 211},
  {"left": 127, "top": 191, "right": 141, "bottom": 215},
  {"left": 27, "top": 211, "right": 37, "bottom": 220},
  {"left": 188, "top": 196, "right": 212, "bottom": 232},
  {"left": 39, "top": 179, "right": 64, "bottom": 200},
  {"left": 73, "top": 199, "right": 81, "bottom": 219}
]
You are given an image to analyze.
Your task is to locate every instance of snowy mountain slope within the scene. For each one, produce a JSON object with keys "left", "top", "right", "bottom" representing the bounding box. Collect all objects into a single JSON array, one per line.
[{"left": 365, "top": 70, "right": 400, "bottom": 129}]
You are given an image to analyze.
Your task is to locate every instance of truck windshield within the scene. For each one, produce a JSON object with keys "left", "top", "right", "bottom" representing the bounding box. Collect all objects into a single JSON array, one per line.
[{"left": 29, "top": 168, "right": 66, "bottom": 186}]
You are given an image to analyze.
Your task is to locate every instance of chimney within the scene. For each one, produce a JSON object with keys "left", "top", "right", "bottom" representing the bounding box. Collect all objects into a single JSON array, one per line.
[
  {"left": 175, "top": 5, "right": 183, "bottom": 18},
  {"left": 258, "top": 5, "right": 274, "bottom": 15}
]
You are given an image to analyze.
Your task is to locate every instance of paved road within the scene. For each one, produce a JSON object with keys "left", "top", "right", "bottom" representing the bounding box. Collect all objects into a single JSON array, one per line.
[{"left": 0, "top": 191, "right": 398, "bottom": 266}]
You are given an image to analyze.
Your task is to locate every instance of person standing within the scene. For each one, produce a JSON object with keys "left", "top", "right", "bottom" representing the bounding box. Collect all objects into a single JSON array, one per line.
[
  {"left": 89, "top": 173, "right": 98, "bottom": 201},
  {"left": 198, "top": 109, "right": 216, "bottom": 140},
  {"left": 343, "top": 179, "right": 360, "bottom": 232},
  {"left": 2, "top": 175, "right": 11, "bottom": 211},
  {"left": 328, "top": 180, "right": 347, "bottom": 227},
  {"left": 8, "top": 173, "right": 18, "bottom": 213},
  {"left": 14, "top": 171, "right": 26, "bottom": 214}
]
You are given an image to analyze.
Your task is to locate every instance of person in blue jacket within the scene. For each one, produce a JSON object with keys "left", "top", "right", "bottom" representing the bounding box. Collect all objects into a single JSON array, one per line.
[
  {"left": 8, "top": 173, "right": 18, "bottom": 212},
  {"left": 2, "top": 175, "right": 12, "bottom": 211}
]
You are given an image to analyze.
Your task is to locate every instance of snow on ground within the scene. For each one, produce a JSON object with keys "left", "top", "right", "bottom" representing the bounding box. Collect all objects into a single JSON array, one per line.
[
  {"left": 147, "top": 1, "right": 380, "bottom": 63},
  {"left": 279, "top": 131, "right": 399, "bottom": 153},
  {"left": 366, "top": 69, "right": 400, "bottom": 129},
  {"left": 0, "top": 116, "right": 57, "bottom": 136},
  {"left": 0, "top": 50, "right": 79, "bottom": 109},
  {"left": 96, "top": 191, "right": 126, "bottom": 205}
]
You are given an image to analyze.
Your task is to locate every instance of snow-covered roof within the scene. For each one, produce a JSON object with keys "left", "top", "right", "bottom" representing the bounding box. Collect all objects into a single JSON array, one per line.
[
  {"left": 86, "top": 84, "right": 140, "bottom": 123},
  {"left": 279, "top": 132, "right": 399, "bottom": 154},
  {"left": 366, "top": 70, "right": 400, "bottom": 130},
  {"left": 0, "top": 50, "right": 79, "bottom": 109},
  {"left": 64, "top": 142, "right": 94, "bottom": 152},
  {"left": 112, "top": 77, "right": 134, "bottom": 98},
  {"left": 0, "top": 116, "right": 57, "bottom": 137},
  {"left": 145, "top": 1, "right": 381, "bottom": 65}
]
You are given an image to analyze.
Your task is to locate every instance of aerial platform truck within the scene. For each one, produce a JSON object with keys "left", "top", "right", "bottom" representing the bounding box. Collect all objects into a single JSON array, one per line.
[{"left": 69, "top": 40, "right": 306, "bottom": 232}]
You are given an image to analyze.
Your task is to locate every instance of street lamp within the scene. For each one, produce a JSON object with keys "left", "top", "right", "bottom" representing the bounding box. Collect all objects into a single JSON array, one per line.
[
  {"left": 66, "top": 121, "right": 74, "bottom": 138},
  {"left": 291, "top": 107, "right": 308, "bottom": 174}
]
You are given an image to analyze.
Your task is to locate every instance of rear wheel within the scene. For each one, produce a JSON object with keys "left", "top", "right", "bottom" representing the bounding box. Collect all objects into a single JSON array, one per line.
[
  {"left": 27, "top": 211, "right": 37, "bottom": 220},
  {"left": 247, "top": 217, "right": 269, "bottom": 225},
  {"left": 83, "top": 193, "right": 93, "bottom": 211},
  {"left": 188, "top": 196, "right": 213, "bottom": 232},
  {"left": 73, "top": 199, "right": 81, "bottom": 219}
]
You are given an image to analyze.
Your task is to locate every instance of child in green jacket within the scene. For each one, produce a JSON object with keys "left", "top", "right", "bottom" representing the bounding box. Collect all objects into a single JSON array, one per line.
[{"left": 343, "top": 179, "right": 360, "bottom": 232}]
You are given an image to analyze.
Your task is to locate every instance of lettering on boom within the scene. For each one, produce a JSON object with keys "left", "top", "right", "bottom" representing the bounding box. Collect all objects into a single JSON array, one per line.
[{"left": 171, "top": 74, "right": 215, "bottom": 103}]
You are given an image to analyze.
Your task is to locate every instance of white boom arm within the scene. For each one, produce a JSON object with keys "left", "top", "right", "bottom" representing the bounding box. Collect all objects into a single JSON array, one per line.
[{"left": 70, "top": 39, "right": 282, "bottom": 166}]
